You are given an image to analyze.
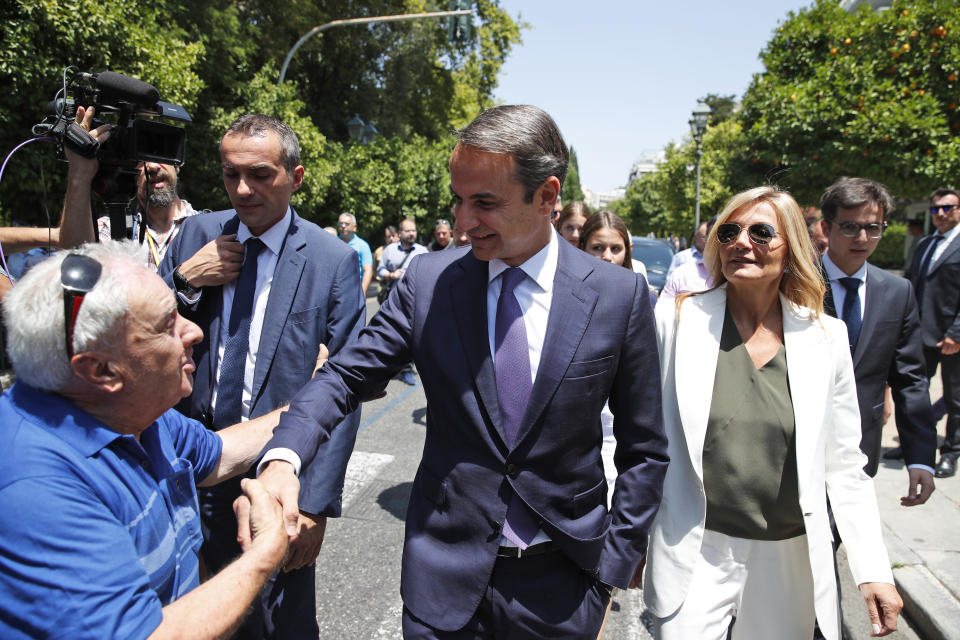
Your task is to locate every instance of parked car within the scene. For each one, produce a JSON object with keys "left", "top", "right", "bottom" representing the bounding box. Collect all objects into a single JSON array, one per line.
[{"left": 631, "top": 237, "right": 675, "bottom": 294}]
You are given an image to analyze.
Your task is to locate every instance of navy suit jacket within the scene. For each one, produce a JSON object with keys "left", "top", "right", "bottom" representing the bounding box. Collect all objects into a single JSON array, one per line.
[
  {"left": 824, "top": 263, "right": 936, "bottom": 474},
  {"left": 269, "top": 238, "right": 669, "bottom": 631},
  {"left": 909, "top": 233, "right": 960, "bottom": 349},
  {"left": 159, "top": 209, "right": 366, "bottom": 515}
]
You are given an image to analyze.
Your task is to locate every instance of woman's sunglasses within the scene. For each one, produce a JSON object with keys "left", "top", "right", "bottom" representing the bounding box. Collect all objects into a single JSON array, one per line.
[{"left": 716, "top": 222, "right": 779, "bottom": 245}]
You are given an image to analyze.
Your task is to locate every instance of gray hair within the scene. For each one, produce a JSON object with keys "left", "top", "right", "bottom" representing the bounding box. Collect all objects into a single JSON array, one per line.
[
  {"left": 456, "top": 105, "right": 569, "bottom": 203},
  {"left": 820, "top": 177, "right": 895, "bottom": 222},
  {"left": 225, "top": 114, "right": 301, "bottom": 175},
  {"left": 338, "top": 212, "right": 357, "bottom": 224},
  {"left": 4, "top": 240, "right": 147, "bottom": 391}
]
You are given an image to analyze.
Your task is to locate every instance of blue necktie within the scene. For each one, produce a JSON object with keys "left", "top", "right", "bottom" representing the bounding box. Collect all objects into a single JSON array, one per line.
[
  {"left": 915, "top": 234, "right": 944, "bottom": 304},
  {"left": 839, "top": 276, "right": 862, "bottom": 353},
  {"left": 494, "top": 268, "right": 539, "bottom": 548},
  {"left": 213, "top": 238, "right": 264, "bottom": 429}
]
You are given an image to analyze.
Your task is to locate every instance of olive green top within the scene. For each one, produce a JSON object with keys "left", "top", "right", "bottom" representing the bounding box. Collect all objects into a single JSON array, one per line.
[{"left": 703, "top": 305, "right": 805, "bottom": 541}]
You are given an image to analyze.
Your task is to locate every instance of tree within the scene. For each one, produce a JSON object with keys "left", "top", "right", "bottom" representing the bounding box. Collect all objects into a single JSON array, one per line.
[
  {"left": 737, "top": 0, "right": 960, "bottom": 204},
  {"left": 562, "top": 147, "right": 585, "bottom": 203},
  {"left": 701, "top": 93, "right": 737, "bottom": 126}
]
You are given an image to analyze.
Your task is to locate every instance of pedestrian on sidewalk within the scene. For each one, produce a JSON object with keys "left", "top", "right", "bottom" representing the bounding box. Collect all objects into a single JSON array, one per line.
[{"left": 645, "top": 186, "right": 902, "bottom": 640}]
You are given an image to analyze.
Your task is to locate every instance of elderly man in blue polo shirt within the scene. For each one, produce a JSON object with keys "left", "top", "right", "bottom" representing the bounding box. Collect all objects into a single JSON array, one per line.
[{"left": 0, "top": 240, "right": 291, "bottom": 640}]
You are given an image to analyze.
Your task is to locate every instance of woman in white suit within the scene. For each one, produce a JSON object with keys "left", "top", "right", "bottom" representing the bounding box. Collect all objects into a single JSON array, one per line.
[{"left": 643, "top": 186, "right": 902, "bottom": 639}]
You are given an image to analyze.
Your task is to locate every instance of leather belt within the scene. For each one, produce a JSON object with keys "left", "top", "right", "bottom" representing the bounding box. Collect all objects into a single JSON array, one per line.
[{"left": 496, "top": 541, "right": 559, "bottom": 558}]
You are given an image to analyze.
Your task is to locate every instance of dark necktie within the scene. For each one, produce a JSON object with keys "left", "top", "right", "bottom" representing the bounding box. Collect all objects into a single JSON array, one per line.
[
  {"left": 915, "top": 235, "right": 944, "bottom": 304},
  {"left": 494, "top": 268, "right": 539, "bottom": 548},
  {"left": 839, "top": 276, "right": 862, "bottom": 353},
  {"left": 213, "top": 238, "right": 264, "bottom": 429}
]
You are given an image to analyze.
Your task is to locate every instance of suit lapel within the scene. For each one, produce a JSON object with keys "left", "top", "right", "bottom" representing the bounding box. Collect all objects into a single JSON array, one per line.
[
  {"left": 674, "top": 287, "right": 725, "bottom": 478},
  {"left": 251, "top": 215, "right": 305, "bottom": 407},
  {"left": 854, "top": 264, "right": 884, "bottom": 365},
  {"left": 782, "top": 296, "right": 828, "bottom": 499},
  {"left": 514, "top": 256, "right": 598, "bottom": 447},
  {"left": 452, "top": 253, "right": 503, "bottom": 440},
  {"left": 929, "top": 234, "right": 960, "bottom": 274}
]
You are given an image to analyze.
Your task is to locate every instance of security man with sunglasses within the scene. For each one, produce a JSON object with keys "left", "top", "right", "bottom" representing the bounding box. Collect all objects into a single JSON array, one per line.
[
  {"left": 908, "top": 187, "right": 960, "bottom": 477},
  {"left": 818, "top": 177, "right": 936, "bottom": 501}
]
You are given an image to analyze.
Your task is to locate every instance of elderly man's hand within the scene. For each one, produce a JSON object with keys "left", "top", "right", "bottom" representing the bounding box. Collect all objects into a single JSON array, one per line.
[
  {"left": 939, "top": 336, "right": 960, "bottom": 356},
  {"left": 177, "top": 234, "right": 244, "bottom": 288},
  {"left": 233, "top": 478, "right": 288, "bottom": 567},
  {"left": 65, "top": 106, "right": 112, "bottom": 180},
  {"left": 258, "top": 460, "right": 301, "bottom": 538},
  {"left": 283, "top": 513, "right": 327, "bottom": 572},
  {"left": 860, "top": 582, "right": 902, "bottom": 636}
]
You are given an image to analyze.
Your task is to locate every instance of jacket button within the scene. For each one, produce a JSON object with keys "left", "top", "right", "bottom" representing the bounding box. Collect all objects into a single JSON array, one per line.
[{"left": 506, "top": 463, "right": 519, "bottom": 477}]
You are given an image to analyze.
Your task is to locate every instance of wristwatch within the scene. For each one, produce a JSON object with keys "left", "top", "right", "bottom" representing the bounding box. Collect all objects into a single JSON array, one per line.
[{"left": 172, "top": 266, "right": 200, "bottom": 298}]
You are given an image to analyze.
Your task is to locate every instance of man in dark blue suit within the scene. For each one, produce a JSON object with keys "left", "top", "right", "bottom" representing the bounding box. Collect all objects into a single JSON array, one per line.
[
  {"left": 908, "top": 187, "right": 960, "bottom": 478},
  {"left": 159, "top": 114, "right": 365, "bottom": 639},
  {"left": 819, "top": 177, "right": 936, "bottom": 504},
  {"left": 257, "top": 105, "right": 669, "bottom": 638}
]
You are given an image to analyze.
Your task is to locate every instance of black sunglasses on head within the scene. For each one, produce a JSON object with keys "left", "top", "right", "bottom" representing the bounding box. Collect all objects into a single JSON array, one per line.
[
  {"left": 61, "top": 254, "right": 102, "bottom": 358},
  {"left": 930, "top": 204, "right": 957, "bottom": 214},
  {"left": 716, "top": 222, "right": 779, "bottom": 245}
]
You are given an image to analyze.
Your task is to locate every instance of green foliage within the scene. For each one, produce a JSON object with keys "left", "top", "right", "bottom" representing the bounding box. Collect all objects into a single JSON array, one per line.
[
  {"left": 701, "top": 93, "right": 737, "bottom": 126},
  {"left": 871, "top": 221, "right": 908, "bottom": 269},
  {"left": 613, "top": 119, "right": 749, "bottom": 237},
  {"left": 738, "top": 0, "right": 960, "bottom": 203},
  {"left": 0, "top": 0, "right": 523, "bottom": 231},
  {"left": 562, "top": 147, "right": 585, "bottom": 203}
]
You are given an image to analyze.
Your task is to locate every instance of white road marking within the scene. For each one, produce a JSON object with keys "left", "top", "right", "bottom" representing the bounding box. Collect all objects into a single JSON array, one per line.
[{"left": 341, "top": 451, "right": 395, "bottom": 509}]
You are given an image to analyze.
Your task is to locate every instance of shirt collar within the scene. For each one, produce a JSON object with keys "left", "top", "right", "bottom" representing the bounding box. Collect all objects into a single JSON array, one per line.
[
  {"left": 236, "top": 207, "right": 291, "bottom": 256},
  {"left": 822, "top": 251, "right": 867, "bottom": 283},
  {"left": 487, "top": 229, "right": 558, "bottom": 295},
  {"left": 936, "top": 223, "right": 960, "bottom": 243},
  {"left": 9, "top": 382, "right": 126, "bottom": 457},
  {"left": 692, "top": 247, "right": 703, "bottom": 261}
]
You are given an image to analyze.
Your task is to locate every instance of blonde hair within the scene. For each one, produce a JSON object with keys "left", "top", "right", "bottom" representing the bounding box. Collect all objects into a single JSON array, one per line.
[{"left": 681, "top": 186, "right": 824, "bottom": 315}]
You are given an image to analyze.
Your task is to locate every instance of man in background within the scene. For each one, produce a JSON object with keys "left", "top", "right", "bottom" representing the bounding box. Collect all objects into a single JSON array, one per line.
[{"left": 338, "top": 212, "right": 374, "bottom": 294}]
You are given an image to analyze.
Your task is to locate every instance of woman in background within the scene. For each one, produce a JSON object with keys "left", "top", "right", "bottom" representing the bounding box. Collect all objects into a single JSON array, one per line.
[{"left": 557, "top": 201, "right": 591, "bottom": 246}]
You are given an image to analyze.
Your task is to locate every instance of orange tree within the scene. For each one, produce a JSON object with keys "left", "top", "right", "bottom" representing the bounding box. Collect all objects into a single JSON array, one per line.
[{"left": 737, "top": 0, "right": 960, "bottom": 204}]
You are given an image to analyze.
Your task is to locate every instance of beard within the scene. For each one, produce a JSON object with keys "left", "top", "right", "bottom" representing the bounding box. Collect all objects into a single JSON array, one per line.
[{"left": 146, "top": 182, "right": 177, "bottom": 208}]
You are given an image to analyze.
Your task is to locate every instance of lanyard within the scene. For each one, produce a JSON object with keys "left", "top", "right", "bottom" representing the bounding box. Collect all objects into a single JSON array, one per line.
[{"left": 145, "top": 230, "right": 162, "bottom": 267}]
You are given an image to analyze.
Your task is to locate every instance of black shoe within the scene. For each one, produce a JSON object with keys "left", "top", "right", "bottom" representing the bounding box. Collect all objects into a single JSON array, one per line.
[
  {"left": 882, "top": 446, "right": 904, "bottom": 460},
  {"left": 935, "top": 456, "right": 957, "bottom": 478}
]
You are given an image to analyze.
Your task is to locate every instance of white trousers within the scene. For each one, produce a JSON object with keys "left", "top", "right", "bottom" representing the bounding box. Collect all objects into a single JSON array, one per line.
[{"left": 654, "top": 530, "right": 816, "bottom": 640}]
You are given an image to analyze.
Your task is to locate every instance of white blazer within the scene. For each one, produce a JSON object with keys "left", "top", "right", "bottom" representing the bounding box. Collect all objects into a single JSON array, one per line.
[{"left": 644, "top": 286, "right": 893, "bottom": 640}]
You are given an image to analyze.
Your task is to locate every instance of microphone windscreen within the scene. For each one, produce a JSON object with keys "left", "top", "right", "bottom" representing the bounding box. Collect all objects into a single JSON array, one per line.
[{"left": 96, "top": 71, "right": 159, "bottom": 105}]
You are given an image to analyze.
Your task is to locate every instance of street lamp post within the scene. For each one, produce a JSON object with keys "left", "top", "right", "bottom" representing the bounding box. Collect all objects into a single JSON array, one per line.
[
  {"left": 278, "top": 9, "right": 473, "bottom": 85},
  {"left": 689, "top": 101, "right": 712, "bottom": 233}
]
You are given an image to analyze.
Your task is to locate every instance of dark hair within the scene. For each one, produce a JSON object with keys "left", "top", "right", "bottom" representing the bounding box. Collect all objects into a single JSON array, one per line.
[
  {"left": 224, "top": 114, "right": 301, "bottom": 174},
  {"left": 557, "top": 201, "right": 592, "bottom": 228},
  {"left": 931, "top": 188, "right": 960, "bottom": 204},
  {"left": 456, "top": 105, "right": 569, "bottom": 202},
  {"left": 579, "top": 210, "right": 633, "bottom": 270},
  {"left": 384, "top": 224, "right": 398, "bottom": 235},
  {"left": 820, "top": 177, "right": 894, "bottom": 222}
]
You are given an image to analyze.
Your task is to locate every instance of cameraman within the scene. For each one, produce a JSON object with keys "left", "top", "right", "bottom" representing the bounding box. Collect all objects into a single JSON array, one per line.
[{"left": 59, "top": 106, "right": 200, "bottom": 269}]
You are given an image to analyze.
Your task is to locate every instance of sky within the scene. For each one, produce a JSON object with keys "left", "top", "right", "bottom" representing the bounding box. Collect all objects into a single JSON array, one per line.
[{"left": 493, "top": 1, "right": 817, "bottom": 193}]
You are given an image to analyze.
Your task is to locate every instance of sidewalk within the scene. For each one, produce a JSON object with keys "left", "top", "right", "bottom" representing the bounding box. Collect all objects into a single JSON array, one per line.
[{"left": 849, "top": 372, "right": 960, "bottom": 640}]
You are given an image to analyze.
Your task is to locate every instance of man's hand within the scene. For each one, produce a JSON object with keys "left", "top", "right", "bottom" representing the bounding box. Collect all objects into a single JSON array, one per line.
[
  {"left": 258, "top": 460, "right": 301, "bottom": 538},
  {"left": 233, "top": 478, "right": 288, "bottom": 567},
  {"left": 628, "top": 555, "right": 646, "bottom": 589},
  {"left": 64, "top": 106, "right": 112, "bottom": 179},
  {"left": 283, "top": 513, "right": 327, "bottom": 573},
  {"left": 901, "top": 467, "right": 935, "bottom": 506},
  {"left": 177, "top": 234, "right": 244, "bottom": 288},
  {"left": 860, "top": 582, "right": 902, "bottom": 636},
  {"left": 314, "top": 343, "right": 329, "bottom": 374},
  {"left": 390, "top": 268, "right": 405, "bottom": 281},
  {"left": 938, "top": 336, "right": 960, "bottom": 355}
]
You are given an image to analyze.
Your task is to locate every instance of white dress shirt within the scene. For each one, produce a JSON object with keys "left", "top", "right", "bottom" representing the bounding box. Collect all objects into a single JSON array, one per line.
[
  {"left": 211, "top": 208, "right": 291, "bottom": 422},
  {"left": 486, "top": 231, "right": 559, "bottom": 546},
  {"left": 926, "top": 223, "right": 960, "bottom": 272},
  {"left": 822, "top": 252, "right": 867, "bottom": 320}
]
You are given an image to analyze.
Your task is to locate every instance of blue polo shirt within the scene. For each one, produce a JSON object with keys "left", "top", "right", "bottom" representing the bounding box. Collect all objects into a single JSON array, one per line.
[
  {"left": 0, "top": 383, "right": 222, "bottom": 640},
  {"left": 346, "top": 234, "right": 373, "bottom": 277}
]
